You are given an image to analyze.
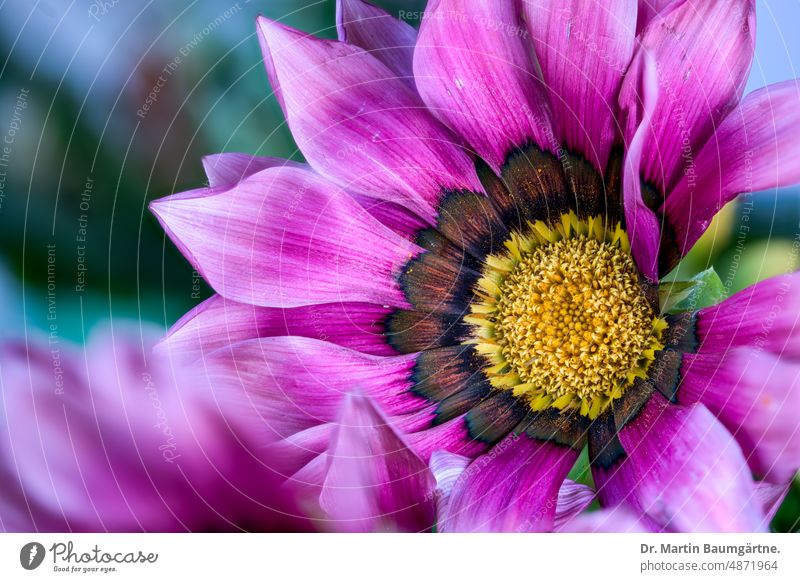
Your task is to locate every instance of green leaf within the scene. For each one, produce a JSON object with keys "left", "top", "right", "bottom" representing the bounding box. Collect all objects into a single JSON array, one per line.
[
  {"left": 659, "top": 268, "right": 727, "bottom": 313},
  {"left": 567, "top": 447, "right": 594, "bottom": 487}
]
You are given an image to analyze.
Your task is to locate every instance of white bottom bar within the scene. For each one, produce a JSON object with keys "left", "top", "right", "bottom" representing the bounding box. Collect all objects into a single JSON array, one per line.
[{"left": 1, "top": 533, "right": 798, "bottom": 581}]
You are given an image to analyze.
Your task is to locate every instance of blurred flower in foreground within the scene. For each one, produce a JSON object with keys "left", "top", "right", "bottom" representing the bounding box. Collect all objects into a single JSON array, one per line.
[
  {"left": 151, "top": 0, "right": 800, "bottom": 531},
  {"left": 0, "top": 324, "right": 309, "bottom": 532}
]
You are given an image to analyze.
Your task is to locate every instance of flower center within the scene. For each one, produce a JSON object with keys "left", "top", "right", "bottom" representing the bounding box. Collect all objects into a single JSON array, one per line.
[{"left": 467, "top": 213, "right": 666, "bottom": 419}]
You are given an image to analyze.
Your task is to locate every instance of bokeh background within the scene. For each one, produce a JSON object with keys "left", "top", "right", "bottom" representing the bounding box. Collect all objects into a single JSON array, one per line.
[{"left": 0, "top": 0, "right": 798, "bottom": 530}]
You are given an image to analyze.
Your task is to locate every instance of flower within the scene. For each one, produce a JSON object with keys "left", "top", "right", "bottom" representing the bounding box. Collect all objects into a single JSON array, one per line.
[
  {"left": 150, "top": 0, "right": 800, "bottom": 532},
  {"left": 0, "top": 324, "right": 309, "bottom": 532}
]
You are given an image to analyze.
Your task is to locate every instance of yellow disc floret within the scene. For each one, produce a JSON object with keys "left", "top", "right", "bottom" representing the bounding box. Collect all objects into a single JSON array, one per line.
[{"left": 466, "top": 212, "right": 667, "bottom": 419}]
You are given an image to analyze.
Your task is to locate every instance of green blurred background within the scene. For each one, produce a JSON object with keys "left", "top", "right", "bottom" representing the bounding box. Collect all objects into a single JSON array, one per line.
[{"left": 0, "top": 0, "right": 798, "bottom": 530}]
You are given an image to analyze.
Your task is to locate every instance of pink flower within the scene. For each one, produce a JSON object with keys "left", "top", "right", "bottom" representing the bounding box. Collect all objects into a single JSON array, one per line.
[
  {"left": 0, "top": 324, "right": 308, "bottom": 532},
  {"left": 151, "top": 0, "right": 800, "bottom": 532}
]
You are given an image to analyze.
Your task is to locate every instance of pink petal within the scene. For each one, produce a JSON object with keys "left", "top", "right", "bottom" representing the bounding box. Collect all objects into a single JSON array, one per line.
[
  {"left": 523, "top": 0, "right": 637, "bottom": 171},
  {"left": 438, "top": 434, "right": 577, "bottom": 532},
  {"left": 664, "top": 80, "right": 800, "bottom": 253},
  {"left": 430, "top": 449, "right": 594, "bottom": 532},
  {"left": 553, "top": 480, "right": 596, "bottom": 529},
  {"left": 202, "top": 153, "right": 303, "bottom": 188},
  {"left": 150, "top": 166, "right": 420, "bottom": 309},
  {"left": 272, "top": 408, "right": 443, "bottom": 491},
  {"left": 636, "top": 0, "right": 679, "bottom": 34},
  {"left": 557, "top": 506, "right": 647, "bottom": 532},
  {"left": 408, "top": 414, "right": 487, "bottom": 462},
  {"left": 268, "top": 423, "right": 334, "bottom": 480},
  {"left": 697, "top": 273, "right": 800, "bottom": 358},
  {"left": 285, "top": 454, "right": 329, "bottom": 516},
  {"left": 595, "top": 395, "right": 768, "bottom": 532},
  {"left": 257, "top": 17, "right": 482, "bottom": 222},
  {"left": 336, "top": 0, "right": 417, "bottom": 89},
  {"left": 156, "top": 294, "right": 397, "bottom": 360},
  {"left": 0, "top": 326, "right": 307, "bottom": 532},
  {"left": 756, "top": 481, "right": 790, "bottom": 523},
  {"left": 413, "top": 0, "right": 557, "bottom": 173},
  {"left": 429, "top": 449, "right": 471, "bottom": 523},
  {"left": 319, "top": 393, "right": 436, "bottom": 532},
  {"left": 681, "top": 348, "right": 800, "bottom": 483},
  {"left": 349, "top": 193, "right": 429, "bottom": 240},
  {"left": 200, "top": 336, "right": 428, "bottom": 439},
  {"left": 619, "top": 0, "right": 756, "bottom": 193},
  {"left": 622, "top": 51, "right": 662, "bottom": 281}
]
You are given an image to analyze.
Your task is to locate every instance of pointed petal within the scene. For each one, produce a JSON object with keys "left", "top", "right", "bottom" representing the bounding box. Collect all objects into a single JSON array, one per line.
[
  {"left": 756, "top": 481, "right": 790, "bottom": 522},
  {"left": 594, "top": 395, "right": 768, "bottom": 532},
  {"left": 267, "top": 424, "right": 334, "bottom": 480},
  {"left": 523, "top": 0, "right": 637, "bottom": 171},
  {"left": 257, "top": 17, "right": 482, "bottom": 221},
  {"left": 256, "top": 19, "right": 291, "bottom": 118},
  {"left": 408, "top": 415, "right": 488, "bottom": 462},
  {"left": 413, "top": 0, "right": 557, "bottom": 172},
  {"left": 622, "top": 52, "right": 661, "bottom": 281},
  {"left": 696, "top": 273, "right": 800, "bottom": 358},
  {"left": 664, "top": 80, "right": 800, "bottom": 254},
  {"left": 349, "top": 193, "right": 428, "bottom": 240},
  {"left": 150, "top": 166, "right": 420, "bottom": 309},
  {"left": 202, "top": 153, "right": 304, "bottom": 188},
  {"left": 636, "top": 0, "right": 679, "bottom": 34},
  {"left": 557, "top": 506, "right": 647, "bottom": 532},
  {"left": 681, "top": 348, "right": 800, "bottom": 483},
  {"left": 553, "top": 480, "right": 595, "bottom": 529},
  {"left": 429, "top": 449, "right": 471, "bottom": 523},
  {"left": 0, "top": 328, "right": 308, "bottom": 532},
  {"left": 320, "top": 393, "right": 436, "bottom": 532},
  {"left": 336, "top": 0, "right": 417, "bottom": 88},
  {"left": 619, "top": 0, "right": 756, "bottom": 193},
  {"left": 201, "top": 336, "right": 429, "bottom": 439},
  {"left": 438, "top": 434, "right": 577, "bottom": 532},
  {"left": 156, "top": 294, "right": 397, "bottom": 360},
  {"left": 430, "top": 449, "right": 595, "bottom": 531}
]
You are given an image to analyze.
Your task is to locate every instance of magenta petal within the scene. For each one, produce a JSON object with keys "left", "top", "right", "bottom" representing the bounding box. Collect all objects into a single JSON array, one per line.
[
  {"left": 523, "top": 0, "right": 637, "bottom": 171},
  {"left": 438, "top": 434, "right": 577, "bottom": 532},
  {"left": 201, "top": 336, "right": 427, "bottom": 438},
  {"left": 157, "top": 294, "right": 397, "bottom": 359},
  {"left": 429, "top": 449, "right": 471, "bottom": 522},
  {"left": 430, "top": 449, "right": 594, "bottom": 532},
  {"left": 681, "top": 348, "right": 800, "bottom": 483},
  {"left": 268, "top": 424, "right": 334, "bottom": 480},
  {"left": 273, "top": 408, "right": 441, "bottom": 489},
  {"left": 413, "top": 0, "right": 557, "bottom": 172},
  {"left": 349, "top": 193, "right": 428, "bottom": 240},
  {"left": 664, "top": 80, "right": 800, "bottom": 253},
  {"left": 596, "top": 395, "right": 767, "bottom": 532},
  {"left": 257, "top": 17, "right": 481, "bottom": 221},
  {"left": 557, "top": 506, "right": 647, "bottom": 532},
  {"left": 336, "top": 0, "right": 417, "bottom": 88},
  {"left": 256, "top": 21, "right": 289, "bottom": 118},
  {"left": 619, "top": 0, "right": 756, "bottom": 193},
  {"left": 0, "top": 327, "right": 307, "bottom": 532},
  {"left": 756, "top": 481, "right": 790, "bottom": 523},
  {"left": 202, "top": 153, "right": 303, "bottom": 188},
  {"left": 636, "top": 0, "right": 678, "bottom": 34},
  {"left": 697, "top": 273, "right": 800, "bottom": 358},
  {"left": 319, "top": 393, "right": 436, "bottom": 532},
  {"left": 408, "top": 415, "right": 487, "bottom": 462},
  {"left": 285, "top": 454, "right": 329, "bottom": 515},
  {"left": 553, "top": 480, "right": 595, "bottom": 529},
  {"left": 150, "top": 166, "right": 419, "bottom": 309},
  {"left": 622, "top": 52, "right": 661, "bottom": 281}
]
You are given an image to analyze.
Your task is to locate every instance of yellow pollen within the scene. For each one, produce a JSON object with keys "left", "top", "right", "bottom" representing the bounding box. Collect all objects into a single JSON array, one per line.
[{"left": 467, "top": 212, "right": 666, "bottom": 419}]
